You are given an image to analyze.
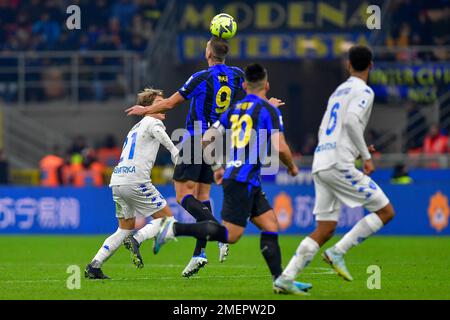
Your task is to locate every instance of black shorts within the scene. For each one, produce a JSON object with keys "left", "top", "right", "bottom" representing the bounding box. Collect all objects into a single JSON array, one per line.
[
  {"left": 221, "top": 179, "right": 272, "bottom": 227},
  {"left": 172, "top": 134, "right": 214, "bottom": 184}
]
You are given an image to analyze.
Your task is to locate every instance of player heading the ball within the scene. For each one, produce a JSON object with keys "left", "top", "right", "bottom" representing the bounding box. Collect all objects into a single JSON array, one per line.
[{"left": 150, "top": 63, "right": 313, "bottom": 295}]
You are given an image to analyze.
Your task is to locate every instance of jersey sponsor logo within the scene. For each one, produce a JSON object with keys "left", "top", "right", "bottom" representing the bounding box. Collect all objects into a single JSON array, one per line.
[
  {"left": 428, "top": 191, "right": 449, "bottom": 232},
  {"left": 113, "top": 165, "right": 136, "bottom": 174},
  {"left": 315, "top": 142, "right": 336, "bottom": 153},
  {"left": 226, "top": 160, "right": 243, "bottom": 168}
]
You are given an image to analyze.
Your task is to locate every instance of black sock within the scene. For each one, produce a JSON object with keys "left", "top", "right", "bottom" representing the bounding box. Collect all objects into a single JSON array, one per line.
[
  {"left": 193, "top": 200, "right": 213, "bottom": 256},
  {"left": 202, "top": 200, "right": 212, "bottom": 212},
  {"left": 174, "top": 221, "right": 228, "bottom": 243},
  {"left": 181, "top": 195, "right": 218, "bottom": 256},
  {"left": 260, "top": 232, "right": 282, "bottom": 280},
  {"left": 181, "top": 195, "right": 217, "bottom": 222}
]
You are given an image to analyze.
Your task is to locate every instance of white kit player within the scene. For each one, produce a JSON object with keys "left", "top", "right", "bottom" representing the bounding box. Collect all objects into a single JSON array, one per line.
[
  {"left": 274, "top": 46, "right": 395, "bottom": 295},
  {"left": 85, "top": 88, "right": 179, "bottom": 279}
]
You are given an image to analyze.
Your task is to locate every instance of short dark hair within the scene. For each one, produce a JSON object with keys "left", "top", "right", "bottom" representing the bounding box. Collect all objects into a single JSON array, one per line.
[
  {"left": 348, "top": 45, "right": 373, "bottom": 71},
  {"left": 244, "top": 63, "right": 268, "bottom": 83},
  {"left": 244, "top": 63, "right": 268, "bottom": 90},
  {"left": 209, "top": 36, "right": 229, "bottom": 62}
]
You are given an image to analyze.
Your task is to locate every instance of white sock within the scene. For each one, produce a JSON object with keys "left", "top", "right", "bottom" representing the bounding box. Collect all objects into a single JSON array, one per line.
[
  {"left": 91, "top": 228, "right": 133, "bottom": 268},
  {"left": 134, "top": 218, "right": 162, "bottom": 244},
  {"left": 334, "top": 213, "right": 383, "bottom": 254},
  {"left": 282, "top": 237, "right": 320, "bottom": 281}
]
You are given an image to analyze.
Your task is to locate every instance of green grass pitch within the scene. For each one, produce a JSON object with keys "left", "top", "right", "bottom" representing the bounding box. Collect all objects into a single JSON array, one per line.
[{"left": 0, "top": 235, "right": 449, "bottom": 300}]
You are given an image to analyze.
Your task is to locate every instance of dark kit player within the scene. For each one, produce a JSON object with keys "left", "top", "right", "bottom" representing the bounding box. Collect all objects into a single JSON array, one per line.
[
  {"left": 152, "top": 64, "right": 311, "bottom": 294},
  {"left": 126, "top": 36, "right": 250, "bottom": 277}
]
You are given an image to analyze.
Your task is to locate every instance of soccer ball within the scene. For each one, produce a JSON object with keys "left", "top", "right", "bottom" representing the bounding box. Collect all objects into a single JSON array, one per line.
[{"left": 210, "top": 13, "right": 237, "bottom": 40}]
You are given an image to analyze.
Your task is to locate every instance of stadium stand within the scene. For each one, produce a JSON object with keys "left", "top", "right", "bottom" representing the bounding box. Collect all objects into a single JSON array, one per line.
[{"left": 0, "top": 0, "right": 449, "bottom": 185}]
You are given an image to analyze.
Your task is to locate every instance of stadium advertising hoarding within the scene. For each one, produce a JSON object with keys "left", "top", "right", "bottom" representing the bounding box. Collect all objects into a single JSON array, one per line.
[
  {"left": 262, "top": 168, "right": 450, "bottom": 185},
  {"left": 178, "top": 32, "right": 370, "bottom": 61},
  {"left": 370, "top": 63, "right": 450, "bottom": 104},
  {"left": 177, "top": 0, "right": 382, "bottom": 60},
  {"left": 1, "top": 181, "right": 449, "bottom": 236}
]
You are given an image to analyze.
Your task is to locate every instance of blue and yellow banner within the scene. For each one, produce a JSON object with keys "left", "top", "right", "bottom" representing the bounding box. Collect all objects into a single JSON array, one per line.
[
  {"left": 178, "top": 32, "right": 370, "bottom": 61},
  {"left": 178, "top": 0, "right": 381, "bottom": 32},
  {"left": 370, "top": 63, "right": 450, "bottom": 103},
  {"left": 176, "top": 0, "right": 384, "bottom": 60}
]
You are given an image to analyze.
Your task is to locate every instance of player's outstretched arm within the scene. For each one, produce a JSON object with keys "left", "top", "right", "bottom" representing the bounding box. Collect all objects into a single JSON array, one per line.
[
  {"left": 152, "top": 125, "right": 179, "bottom": 164},
  {"left": 125, "top": 92, "right": 185, "bottom": 116},
  {"left": 272, "top": 132, "right": 298, "bottom": 176}
]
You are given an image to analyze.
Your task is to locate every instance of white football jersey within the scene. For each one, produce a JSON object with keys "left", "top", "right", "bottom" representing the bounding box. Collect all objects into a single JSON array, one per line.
[
  {"left": 312, "top": 76, "right": 374, "bottom": 173},
  {"left": 110, "top": 116, "right": 165, "bottom": 186}
]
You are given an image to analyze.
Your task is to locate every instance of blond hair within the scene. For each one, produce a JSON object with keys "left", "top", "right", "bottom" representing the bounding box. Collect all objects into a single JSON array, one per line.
[{"left": 136, "top": 88, "right": 164, "bottom": 106}]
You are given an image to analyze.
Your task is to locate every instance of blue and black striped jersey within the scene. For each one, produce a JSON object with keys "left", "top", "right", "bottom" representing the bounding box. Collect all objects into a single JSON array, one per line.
[
  {"left": 218, "top": 94, "right": 284, "bottom": 187},
  {"left": 178, "top": 64, "right": 245, "bottom": 135}
]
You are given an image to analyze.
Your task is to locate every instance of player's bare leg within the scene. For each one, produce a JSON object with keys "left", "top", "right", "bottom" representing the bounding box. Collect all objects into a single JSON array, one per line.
[
  {"left": 324, "top": 203, "right": 395, "bottom": 280},
  {"left": 221, "top": 220, "right": 245, "bottom": 244},
  {"left": 123, "top": 205, "right": 173, "bottom": 269},
  {"left": 85, "top": 217, "right": 135, "bottom": 279}
]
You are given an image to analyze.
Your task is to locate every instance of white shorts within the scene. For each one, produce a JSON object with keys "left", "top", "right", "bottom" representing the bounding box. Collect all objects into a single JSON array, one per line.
[
  {"left": 111, "top": 182, "right": 167, "bottom": 220},
  {"left": 313, "top": 166, "right": 389, "bottom": 222}
]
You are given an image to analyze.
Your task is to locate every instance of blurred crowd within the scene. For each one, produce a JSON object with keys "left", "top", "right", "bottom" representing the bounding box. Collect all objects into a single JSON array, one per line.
[
  {"left": 407, "top": 122, "right": 450, "bottom": 155},
  {"left": 39, "top": 134, "right": 122, "bottom": 187},
  {"left": 37, "top": 133, "right": 173, "bottom": 187},
  {"left": 383, "top": 0, "right": 450, "bottom": 61},
  {"left": 0, "top": 0, "right": 164, "bottom": 102},
  {"left": 0, "top": 0, "right": 163, "bottom": 52}
]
